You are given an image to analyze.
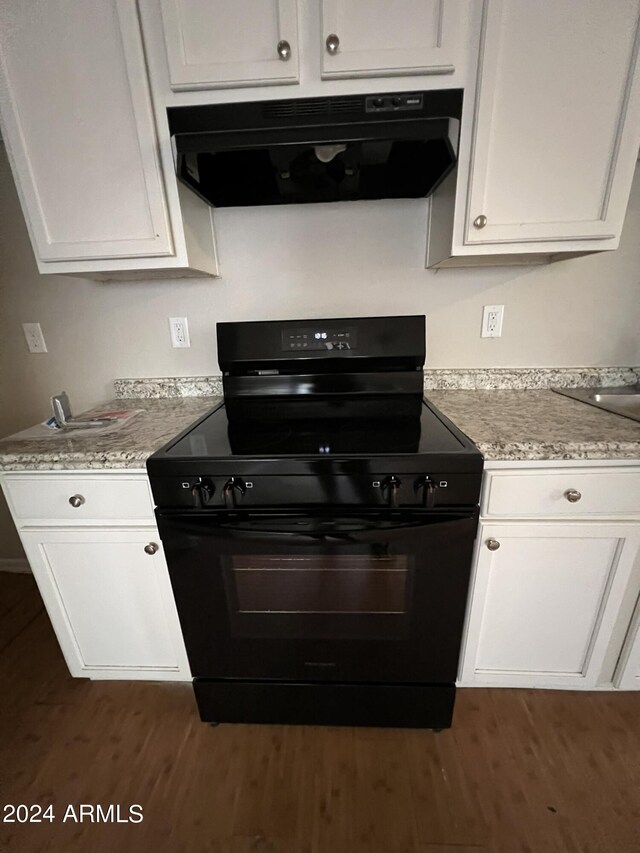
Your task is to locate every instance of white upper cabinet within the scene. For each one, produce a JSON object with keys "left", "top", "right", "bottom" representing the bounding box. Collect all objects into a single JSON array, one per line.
[
  {"left": 0, "top": 0, "right": 173, "bottom": 264},
  {"left": 464, "top": 0, "right": 640, "bottom": 248},
  {"left": 160, "top": 0, "right": 300, "bottom": 90},
  {"left": 320, "top": 0, "right": 458, "bottom": 79}
]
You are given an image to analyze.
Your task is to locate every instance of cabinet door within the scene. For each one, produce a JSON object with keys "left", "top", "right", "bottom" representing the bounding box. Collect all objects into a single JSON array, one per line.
[
  {"left": 464, "top": 0, "right": 640, "bottom": 247},
  {"left": 0, "top": 0, "right": 172, "bottom": 263},
  {"left": 614, "top": 601, "right": 640, "bottom": 689},
  {"left": 460, "top": 523, "right": 640, "bottom": 688},
  {"left": 160, "top": 0, "right": 299, "bottom": 90},
  {"left": 20, "top": 529, "right": 190, "bottom": 680},
  {"left": 321, "top": 0, "right": 457, "bottom": 79}
]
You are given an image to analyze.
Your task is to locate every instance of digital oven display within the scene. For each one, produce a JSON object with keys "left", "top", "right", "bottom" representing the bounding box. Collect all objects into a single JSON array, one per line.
[{"left": 282, "top": 327, "right": 357, "bottom": 352}]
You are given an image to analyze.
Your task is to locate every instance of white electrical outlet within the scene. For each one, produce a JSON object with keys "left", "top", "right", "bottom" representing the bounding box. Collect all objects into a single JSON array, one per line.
[
  {"left": 22, "top": 322, "right": 48, "bottom": 353},
  {"left": 169, "top": 317, "right": 191, "bottom": 348},
  {"left": 481, "top": 305, "right": 504, "bottom": 338}
]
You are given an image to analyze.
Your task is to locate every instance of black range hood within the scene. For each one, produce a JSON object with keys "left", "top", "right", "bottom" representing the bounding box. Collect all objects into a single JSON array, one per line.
[{"left": 168, "top": 89, "right": 462, "bottom": 208}]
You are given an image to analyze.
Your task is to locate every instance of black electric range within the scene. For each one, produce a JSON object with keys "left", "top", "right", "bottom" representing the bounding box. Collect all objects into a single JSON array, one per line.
[{"left": 147, "top": 315, "right": 483, "bottom": 730}]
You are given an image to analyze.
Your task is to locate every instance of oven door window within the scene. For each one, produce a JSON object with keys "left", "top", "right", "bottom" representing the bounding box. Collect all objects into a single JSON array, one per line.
[{"left": 225, "top": 552, "right": 412, "bottom": 639}]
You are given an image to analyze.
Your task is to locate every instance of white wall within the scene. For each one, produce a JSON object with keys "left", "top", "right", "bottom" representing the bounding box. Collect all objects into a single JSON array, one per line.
[{"left": 1, "top": 142, "right": 639, "bottom": 558}]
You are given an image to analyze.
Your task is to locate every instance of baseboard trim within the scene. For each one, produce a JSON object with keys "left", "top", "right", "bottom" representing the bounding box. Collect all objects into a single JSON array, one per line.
[{"left": 0, "top": 558, "right": 31, "bottom": 573}]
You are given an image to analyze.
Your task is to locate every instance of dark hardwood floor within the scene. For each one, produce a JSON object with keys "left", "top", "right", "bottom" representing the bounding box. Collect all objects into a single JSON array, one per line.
[{"left": 1, "top": 571, "right": 640, "bottom": 853}]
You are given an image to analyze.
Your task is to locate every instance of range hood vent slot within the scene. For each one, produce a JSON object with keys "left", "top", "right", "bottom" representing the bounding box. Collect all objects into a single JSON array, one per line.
[{"left": 262, "top": 96, "right": 363, "bottom": 119}]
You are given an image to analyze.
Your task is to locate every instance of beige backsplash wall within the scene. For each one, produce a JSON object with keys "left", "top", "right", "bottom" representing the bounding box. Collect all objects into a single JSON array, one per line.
[{"left": 1, "top": 141, "right": 639, "bottom": 559}]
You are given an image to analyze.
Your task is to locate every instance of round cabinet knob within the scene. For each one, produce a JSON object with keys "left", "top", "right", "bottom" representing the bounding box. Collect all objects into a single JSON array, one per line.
[
  {"left": 565, "top": 489, "right": 582, "bottom": 503},
  {"left": 68, "top": 494, "right": 85, "bottom": 508},
  {"left": 486, "top": 538, "right": 501, "bottom": 551},
  {"left": 473, "top": 214, "right": 488, "bottom": 229},
  {"left": 326, "top": 33, "right": 340, "bottom": 54},
  {"left": 144, "top": 543, "right": 159, "bottom": 555},
  {"left": 277, "top": 40, "right": 291, "bottom": 61}
]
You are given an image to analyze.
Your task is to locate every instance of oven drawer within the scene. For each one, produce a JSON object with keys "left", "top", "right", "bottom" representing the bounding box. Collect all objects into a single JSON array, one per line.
[
  {"left": 3, "top": 474, "right": 155, "bottom": 525},
  {"left": 482, "top": 468, "right": 640, "bottom": 518}
]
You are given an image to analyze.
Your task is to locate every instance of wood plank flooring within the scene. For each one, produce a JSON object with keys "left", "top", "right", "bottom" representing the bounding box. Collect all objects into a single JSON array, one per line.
[{"left": 1, "top": 572, "right": 640, "bottom": 853}]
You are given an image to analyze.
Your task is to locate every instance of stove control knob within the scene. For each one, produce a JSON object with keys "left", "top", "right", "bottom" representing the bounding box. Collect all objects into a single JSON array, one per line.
[
  {"left": 223, "top": 477, "right": 246, "bottom": 508},
  {"left": 381, "top": 475, "right": 402, "bottom": 507},
  {"left": 415, "top": 476, "right": 437, "bottom": 508},
  {"left": 191, "top": 478, "right": 215, "bottom": 508}
]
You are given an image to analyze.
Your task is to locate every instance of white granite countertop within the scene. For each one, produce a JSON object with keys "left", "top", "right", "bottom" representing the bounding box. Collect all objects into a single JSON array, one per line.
[
  {"left": 0, "top": 397, "right": 219, "bottom": 471},
  {"left": 0, "top": 387, "right": 639, "bottom": 470},
  {"left": 427, "top": 389, "right": 640, "bottom": 462}
]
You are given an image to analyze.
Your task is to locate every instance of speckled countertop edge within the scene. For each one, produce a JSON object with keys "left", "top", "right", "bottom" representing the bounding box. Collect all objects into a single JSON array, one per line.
[{"left": 467, "top": 440, "right": 640, "bottom": 462}]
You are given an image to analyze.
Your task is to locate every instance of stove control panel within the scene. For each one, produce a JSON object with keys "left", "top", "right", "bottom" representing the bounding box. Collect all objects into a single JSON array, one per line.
[
  {"left": 152, "top": 473, "right": 480, "bottom": 510},
  {"left": 282, "top": 326, "right": 357, "bottom": 351}
]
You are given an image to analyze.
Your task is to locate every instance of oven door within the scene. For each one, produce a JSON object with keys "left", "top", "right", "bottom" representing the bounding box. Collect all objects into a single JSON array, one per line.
[{"left": 157, "top": 508, "right": 479, "bottom": 684}]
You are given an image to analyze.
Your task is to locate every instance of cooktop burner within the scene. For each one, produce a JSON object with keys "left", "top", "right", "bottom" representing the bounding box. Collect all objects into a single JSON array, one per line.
[{"left": 162, "top": 398, "right": 465, "bottom": 459}]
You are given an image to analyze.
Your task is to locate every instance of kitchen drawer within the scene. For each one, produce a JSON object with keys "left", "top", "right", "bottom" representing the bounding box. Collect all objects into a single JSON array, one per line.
[
  {"left": 3, "top": 474, "right": 155, "bottom": 525},
  {"left": 482, "top": 468, "right": 640, "bottom": 518}
]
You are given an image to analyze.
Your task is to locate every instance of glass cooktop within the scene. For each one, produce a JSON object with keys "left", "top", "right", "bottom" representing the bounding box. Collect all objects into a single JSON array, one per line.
[{"left": 163, "top": 398, "right": 466, "bottom": 459}]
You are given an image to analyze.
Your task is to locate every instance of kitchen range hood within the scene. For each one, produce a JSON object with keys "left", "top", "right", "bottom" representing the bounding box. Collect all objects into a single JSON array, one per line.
[{"left": 168, "top": 90, "right": 462, "bottom": 208}]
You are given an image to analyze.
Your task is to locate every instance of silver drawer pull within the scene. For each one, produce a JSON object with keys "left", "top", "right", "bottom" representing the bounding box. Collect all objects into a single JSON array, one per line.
[
  {"left": 326, "top": 33, "right": 340, "bottom": 54},
  {"left": 277, "top": 39, "right": 291, "bottom": 61},
  {"left": 564, "top": 489, "right": 582, "bottom": 503},
  {"left": 144, "top": 543, "right": 159, "bottom": 555},
  {"left": 473, "top": 214, "right": 487, "bottom": 228},
  {"left": 486, "top": 538, "right": 500, "bottom": 551},
  {"left": 68, "top": 494, "right": 85, "bottom": 508}
]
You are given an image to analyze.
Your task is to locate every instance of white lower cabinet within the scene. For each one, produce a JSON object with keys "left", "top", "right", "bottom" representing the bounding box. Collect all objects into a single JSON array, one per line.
[
  {"left": 460, "top": 522, "right": 640, "bottom": 688},
  {"left": 19, "top": 528, "right": 190, "bottom": 680},
  {"left": 1, "top": 471, "right": 191, "bottom": 681},
  {"left": 460, "top": 461, "right": 640, "bottom": 690}
]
